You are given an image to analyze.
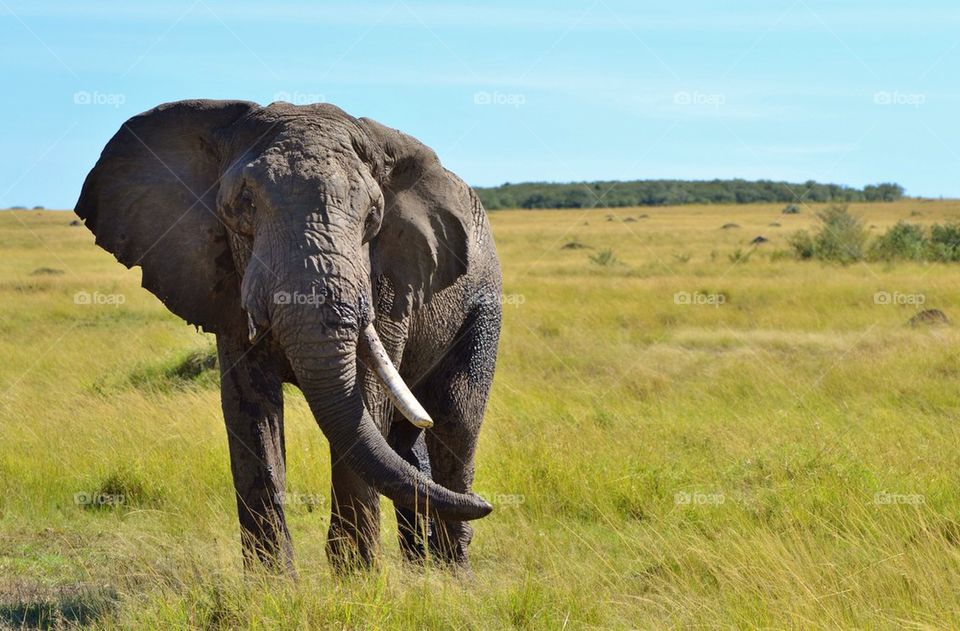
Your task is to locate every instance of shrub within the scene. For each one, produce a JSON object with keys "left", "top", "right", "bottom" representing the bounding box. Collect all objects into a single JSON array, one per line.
[
  {"left": 868, "top": 221, "right": 928, "bottom": 261},
  {"left": 930, "top": 223, "right": 960, "bottom": 262},
  {"left": 785, "top": 205, "right": 869, "bottom": 263},
  {"left": 813, "top": 205, "right": 868, "bottom": 263},
  {"left": 787, "top": 230, "right": 815, "bottom": 260},
  {"left": 589, "top": 249, "right": 619, "bottom": 266},
  {"left": 790, "top": 218, "right": 960, "bottom": 264},
  {"left": 785, "top": 205, "right": 867, "bottom": 263},
  {"left": 782, "top": 204, "right": 801, "bottom": 214}
]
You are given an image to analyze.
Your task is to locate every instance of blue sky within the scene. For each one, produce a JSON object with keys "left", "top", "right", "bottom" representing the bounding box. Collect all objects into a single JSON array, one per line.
[{"left": 1, "top": 0, "right": 958, "bottom": 208}]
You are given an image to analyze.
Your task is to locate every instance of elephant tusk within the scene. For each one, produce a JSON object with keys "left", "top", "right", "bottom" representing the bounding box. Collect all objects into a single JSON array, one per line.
[
  {"left": 247, "top": 312, "right": 262, "bottom": 344},
  {"left": 358, "top": 322, "right": 434, "bottom": 429}
]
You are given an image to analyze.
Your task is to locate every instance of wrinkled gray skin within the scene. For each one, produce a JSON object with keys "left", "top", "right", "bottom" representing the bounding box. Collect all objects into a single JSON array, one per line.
[{"left": 75, "top": 100, "right": 502, "bottom": 573}]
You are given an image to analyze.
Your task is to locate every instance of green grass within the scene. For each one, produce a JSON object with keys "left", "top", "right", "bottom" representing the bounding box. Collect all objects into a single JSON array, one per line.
[{"left": 2, "top": 202, "right": 960, "bottom": 628}]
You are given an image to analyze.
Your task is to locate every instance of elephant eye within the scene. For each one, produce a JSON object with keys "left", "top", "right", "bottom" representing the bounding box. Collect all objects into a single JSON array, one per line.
[
  {"left": 240, "top": 188, "right": 256, "bottom": 210},
  {"left": 363, "top": 205, "right": 382, "bottom": 241}
]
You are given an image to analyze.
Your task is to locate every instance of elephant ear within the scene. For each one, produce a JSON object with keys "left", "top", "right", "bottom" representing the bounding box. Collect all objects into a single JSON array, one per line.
[
  {"left": 359, "top": 118, "right": 475, "bottom": 320},
  {"left": 75, "top": 100, "right": 258, "bottom": 334}
]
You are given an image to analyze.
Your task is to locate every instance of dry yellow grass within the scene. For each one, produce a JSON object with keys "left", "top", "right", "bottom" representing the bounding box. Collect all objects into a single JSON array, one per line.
[{"left": 2, "top": 201, "right": 960, "bottom": 628}]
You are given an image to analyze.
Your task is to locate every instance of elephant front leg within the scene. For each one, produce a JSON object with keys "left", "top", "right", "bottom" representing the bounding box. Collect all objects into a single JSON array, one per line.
[
  {"left": 416, "top": 305, "right": 501, "bottom": 571},
  {"left": 327, "top": 448, "right": 381, "bottom": 571},
  {"left": 388, "top": 420, "right": 433, "bottom": 563},
  {"left": 217, "top": 334, "right": 294, "bottom": 575}
]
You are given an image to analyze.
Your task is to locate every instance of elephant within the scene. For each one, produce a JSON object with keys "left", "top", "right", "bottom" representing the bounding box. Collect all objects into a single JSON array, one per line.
[{"left": 74, "top": 99, "right": 502, "bottom": 574}]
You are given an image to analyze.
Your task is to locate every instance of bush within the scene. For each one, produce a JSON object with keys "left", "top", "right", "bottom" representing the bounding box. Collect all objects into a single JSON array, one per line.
[
  {"left": 868, "top": 221, "right": 928, "bottom": 261},
  {"left": 782, "top": 204, "right": 801, "bottom": 214},
  {"left": 788, "top": 205, "right": 868, "bottom": 263},
  {"left": 790, "top": 218, "right": 960, "bottom": 264},
  {"left": 787, "top": 230, "right": 815, "bottom": 259},
  {"left": 930, "top": 224, "right": 960, "bottom": 262},
  {"left": 786, "top": 206, "right": 869, "bottom": 263},
  {"left": 589, "top": 249, "right": 619, "bottom": 266},
  {"left": 814, "top": 205, "right": 868, "bottom": 263}
]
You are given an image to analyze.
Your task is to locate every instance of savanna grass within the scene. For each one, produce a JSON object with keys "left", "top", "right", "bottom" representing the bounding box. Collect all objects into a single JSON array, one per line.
[{"left": 1, "top": 201, "right": 959, "bottom": 628}]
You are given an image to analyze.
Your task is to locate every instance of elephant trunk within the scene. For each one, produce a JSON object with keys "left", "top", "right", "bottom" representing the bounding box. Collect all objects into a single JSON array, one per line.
[
  {"left": 262, "top": 258, "right": 491, "bottom": 521},
  {"left": 289, "top": 336, "right": 492, "bottom": 521}
]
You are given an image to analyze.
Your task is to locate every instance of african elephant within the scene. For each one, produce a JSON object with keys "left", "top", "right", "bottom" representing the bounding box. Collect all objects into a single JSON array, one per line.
[{"left": 74, "top": 100, "right": 502, "bottom": 573}]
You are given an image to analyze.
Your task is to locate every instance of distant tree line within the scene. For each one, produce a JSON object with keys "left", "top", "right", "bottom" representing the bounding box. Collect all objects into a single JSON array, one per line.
[{"left": 474, "top": 180, "right": 905, "bottom": 210}]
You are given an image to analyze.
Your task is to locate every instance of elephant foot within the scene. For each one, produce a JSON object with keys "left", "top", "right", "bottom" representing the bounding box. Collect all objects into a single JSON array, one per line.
[
  {"left": 239, "top": 530, "right": 297, "bottom": 579},
  {"left": 326, "top": 520, "right": 380, "bottom": 574},
  {"left": 427, "top": 520, "right": 473, "bottom": 573}
]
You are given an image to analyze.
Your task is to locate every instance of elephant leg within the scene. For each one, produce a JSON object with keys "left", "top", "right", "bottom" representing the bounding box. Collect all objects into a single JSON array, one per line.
[
  {"left": 327, "top": 447, "right": 381, "bottom": 571},
  {"left": 416, "top": 305, "right": 501, "bottom": 569},
  {"left": 217, "top": 334, "right": 294, "bottom": 575},
  {"left": 388, "top": 420, "right": 433, "bottom": 562}
]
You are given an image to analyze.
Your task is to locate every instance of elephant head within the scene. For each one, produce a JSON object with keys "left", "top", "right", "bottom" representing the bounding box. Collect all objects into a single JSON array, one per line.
[{"left": 75, "top": 99, "right": 491, "bottom": 521}]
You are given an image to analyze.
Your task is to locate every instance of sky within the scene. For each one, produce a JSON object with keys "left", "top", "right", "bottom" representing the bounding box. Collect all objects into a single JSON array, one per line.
[{"left": 1, "top": 0, "right": 958, "bottom": 209}]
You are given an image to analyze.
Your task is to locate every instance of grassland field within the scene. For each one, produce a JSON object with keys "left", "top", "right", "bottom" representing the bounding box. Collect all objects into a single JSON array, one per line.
[{"left": 2, "top": 200, "right": 960, "bottom": 629}]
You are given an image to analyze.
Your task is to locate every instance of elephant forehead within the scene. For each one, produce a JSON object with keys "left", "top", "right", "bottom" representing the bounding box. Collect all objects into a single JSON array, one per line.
[{"left": 241, "top": 146, "right": 349, "bottom": 196}]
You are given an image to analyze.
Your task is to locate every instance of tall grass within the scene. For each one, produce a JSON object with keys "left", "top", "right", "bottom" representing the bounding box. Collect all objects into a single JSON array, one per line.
[{"left": 2, "top": 203, "right": 960, "bottom": 628}]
